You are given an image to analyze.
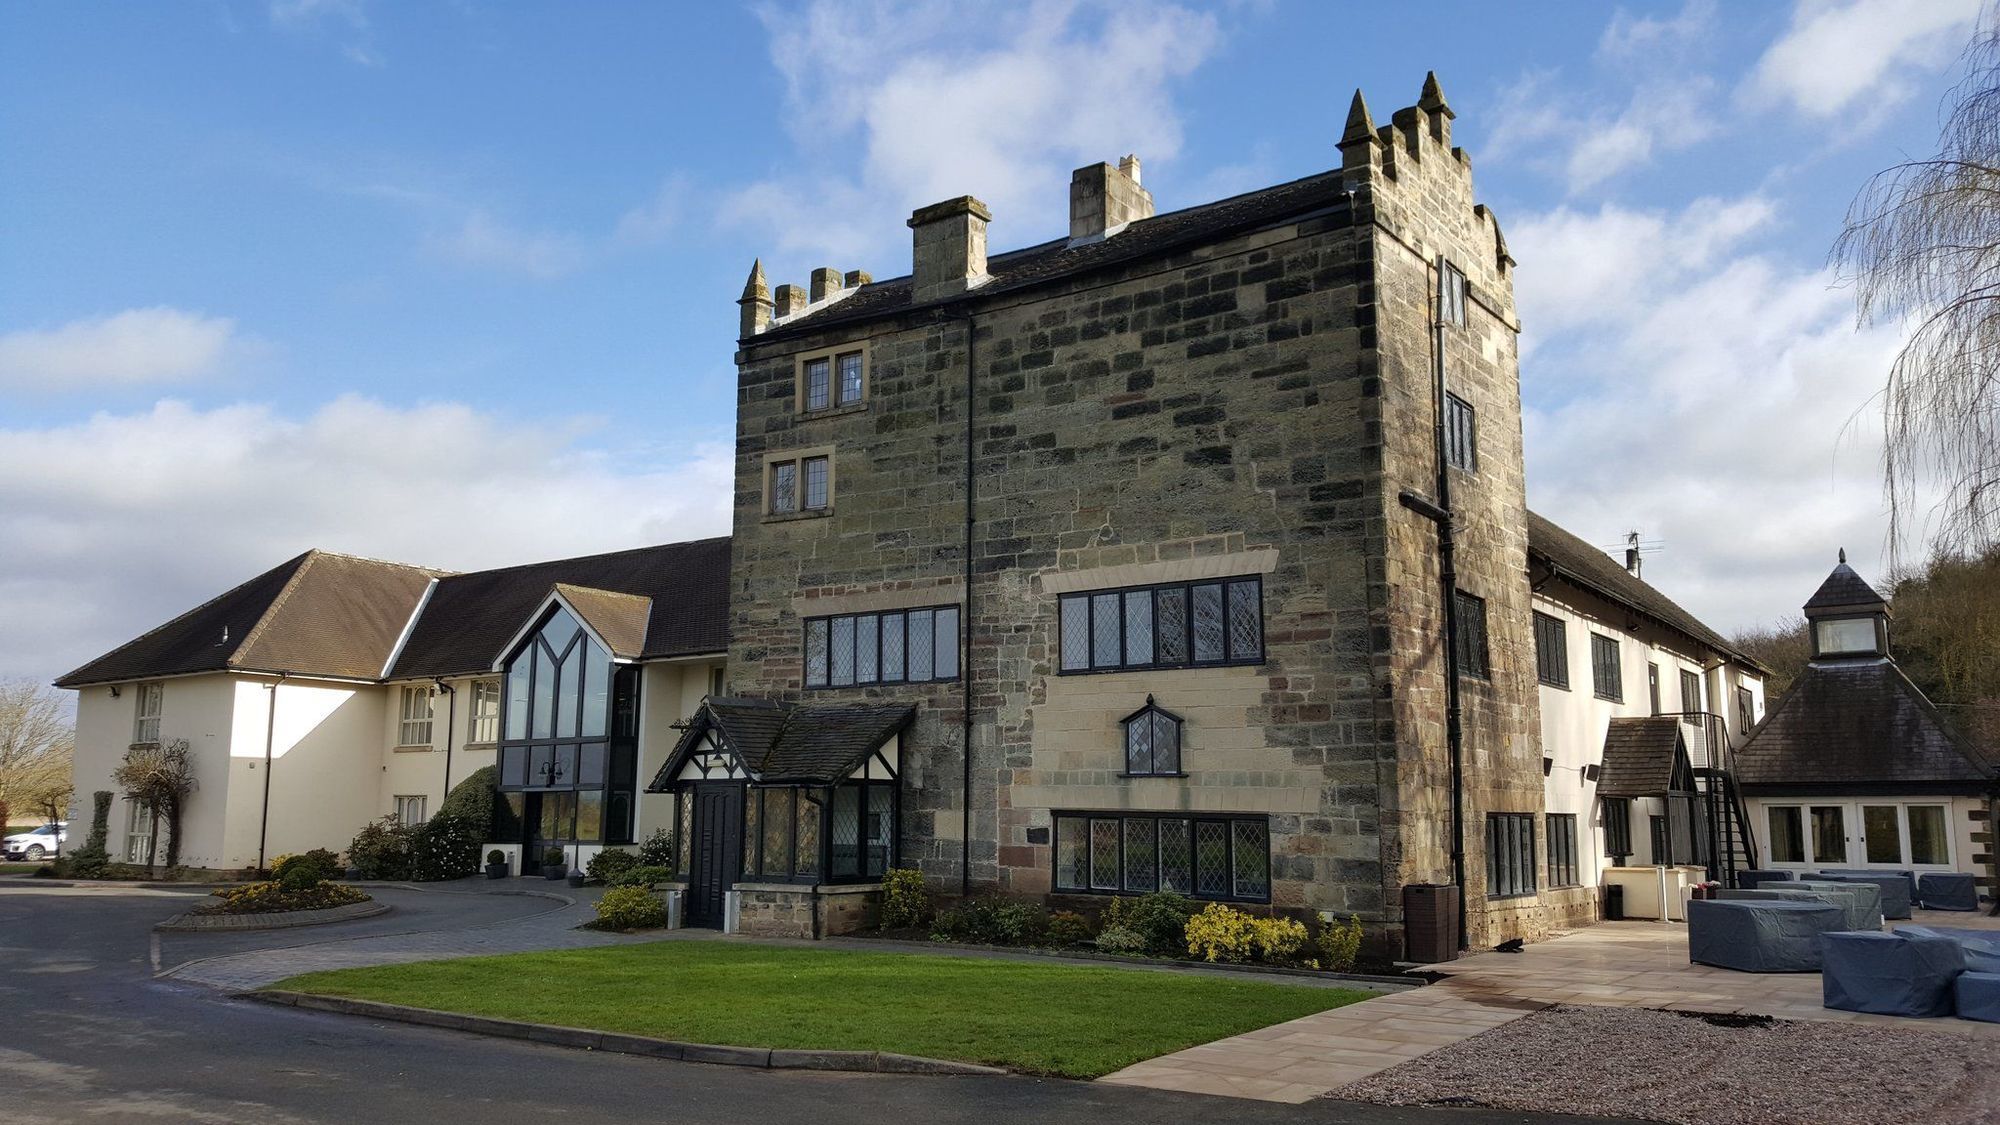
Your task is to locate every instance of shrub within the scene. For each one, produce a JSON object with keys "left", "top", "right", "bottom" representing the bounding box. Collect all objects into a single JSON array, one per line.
[
  {"left": 68, "top": 791, "right": 113, "bottom": 878},
  {"left": 594, "top": 885, "right": 666, "bottom": 930},
  {"left": 1105, "top": 891, "right": 1195, "bottom": 956},
  {"left": 880, "top": 868, "right": 930, "bottom": 929},
  {"left": 1317, "top": 914, "right": 1363, "bottom": 972},
  {"left": 1094, "top": 925, "right": 1147, "bottom": 954},
  {"left": 542, "top": 846, "right": 566, "bottom": 869},
  {"left": 586, "top": 849, "right": 639, "bottom": 884},
  {"left": 437, "top": 766, "right": 497, "bottom": 841},
  {"left": 929, "top": 897, "right": 1046, "bottom": 945},
  {"left": 409, "top": 812, "right": 481, "bottom": 881},
  {"left": 1045, "top": 910, "right": 1095, "bottom": 948},
  {"left": 608, "top": 864, "right": 673, "bottom": 888},
  {"left": 1252, "top": 915, "right": 1309, "bottom": 963},
  {"left": 272, "top": 849, "right": 342, "bottom": 884},
  {"left": 486, "top": 849, "right": 505, "bottom": 866},
  {"left": 196, "top": 880, "right": 370, "bottom": 915},
  {"left": 278, "top": 863, "right": 320, "bottom": 893},
  {"left": 1184, "top": 903, "right": 1310, "bottom": 964},
  {"left": 348, "top": 816, "right": 413, "bottom": 880},
  {"left": 635, "top": 827, "right": 676, "bottom": 868}
]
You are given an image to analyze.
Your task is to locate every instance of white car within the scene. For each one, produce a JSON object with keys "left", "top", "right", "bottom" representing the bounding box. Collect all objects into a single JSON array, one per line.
[{"left": 3, "top": 823, "right": 67, "bottom": 862}]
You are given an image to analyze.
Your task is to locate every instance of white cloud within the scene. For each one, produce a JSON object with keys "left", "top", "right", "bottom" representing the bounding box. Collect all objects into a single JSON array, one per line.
[
  {"left": 0, "top": 396, "right": 733, "bottom": 685},
  {"left": 425, "top": 211, "right": 589, "bottom": 279},
  {"left": 726, "top": 0, "right": 1222, "bottom": 274},
  {"left": 1513, "top": 194, "right": 1923, "bottom": 633},
  {"left": 1750, "top": 0, "right": 1980, "bottom": 119},
  {"left": 0, "top": 308, "right": 245, "bottom": 390}
]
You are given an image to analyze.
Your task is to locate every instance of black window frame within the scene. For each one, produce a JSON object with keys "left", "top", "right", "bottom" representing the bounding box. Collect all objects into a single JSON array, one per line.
[
  {"left": 1444, "top": 391, "right": 1477, "bottom": 473},
  {"left": 736, "top": 779, "right": 897, "bottom": 886},
  {"left": 1051, "top": 811, "right": 1270, "bottom": 903},
  {"left": 1486, "top": 812, "right": 1536, "bottom": 899},
  {"left": 1532, "top": 611, "right": 1569, "bottom": 689},
  {"left": 1119, "top": 695, "right": 1184, "bottom": 778},
  {"left": 803, "top": 605, "right": 961, "bottom": 689},
  {"left": 1439, "top": 260, "right": 1468, "bottom": 327},
  {"left": 1058, "top": 576, "right": 1265, "bottom": 676},
  {"left": 1679, "top": 669, "right": 1703, "bottom": 725},
  {"left": 1454, "top": 590, "right": 1489, "bottom": 680},
  {"left": 1736, "top": 685, "right": 1755, "bottom": 732},
  {"left": 1602, "top": 796, "right": 1632, "bottom": 860},
  {"left": 1547, "top": 813, "right": 1579, "bottom": 887},
  {"left": 1590, "top": 634, "right": 1623, "bottom": 702}
]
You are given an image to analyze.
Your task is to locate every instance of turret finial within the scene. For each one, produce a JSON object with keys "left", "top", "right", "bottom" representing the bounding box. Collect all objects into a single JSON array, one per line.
[
  {"left": 1418, "top": 71, "right": 1454, "bottom": 119},
  {"left": 1839, "top": 547, "right": 1847, "bottom": 565},
  {"left": 740, "top": 258, "right": 770, "bottom": 303},
  {"left": 1339, "top": 89, "right": 1377, "bottom": 148}
]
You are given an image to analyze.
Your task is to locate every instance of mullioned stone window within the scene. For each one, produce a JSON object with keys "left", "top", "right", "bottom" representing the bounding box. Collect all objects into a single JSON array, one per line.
[{"left": 1058, "top": 576, "right": 1263, "bottom": 674}]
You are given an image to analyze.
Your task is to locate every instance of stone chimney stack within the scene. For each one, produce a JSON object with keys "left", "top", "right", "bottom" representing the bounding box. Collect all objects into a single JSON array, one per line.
[
  {"left": 907, "top": 196, "right": 991, "bottom": 304},
  {"left": 1069, "top": 155, "right": 1154, "bottom": 245},
  {"left": 738, "top": 259, "right": 773, "bottom": 338},
  {"left": 774, "top": 283, "right": 807, "bottom": 319},
  {"left": 809, "top": 267, "right": 842, "bottom": 303}
]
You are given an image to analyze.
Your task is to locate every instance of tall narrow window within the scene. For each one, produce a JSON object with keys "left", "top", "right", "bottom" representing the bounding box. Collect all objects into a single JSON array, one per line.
[
  {"left": 1445, "top": 392, "right": 1477, "bottom": 472},
  {"left": 398, "top": 686, "right": 434, "bottom": 747},
  {"left": 1735, "top": 686, "right": 1755, "bottom": 733},
  {"left": 1647, "top": 662, "right": 1661, "bottom": 713},
  {"left": 1547, "top": 813, "right": 1578, "bottom": 887},
  {"left": 837, "top": 351, "right": 864, "bottom": 405},
  {"left": 1454, "top": 591, "right": 1489, "bottom": 679},
  {"left": 470, "top": 679, "right": 501, "bottom": 743},
  {"left": 1602, "top": 796, "right": 1632, "bottom": 860},
  {"left": 133, "top": 682, "right": 163, "bottom": 744},
  {"left": 1679, "top": 669, "right": 1703, "bottom": 724},
  {"left": 1533, "top": 612, "right": 1569, "bottom": 688},
  {"left": 1486, "top": 812, "right": 1535, "bottom": 898},
  {"left": 1438, "top": 260, "right": 1467, "bottom": 327},
  {"left": 1591, "top": 635, "right": 1623, "bottom": 701},
  {"left": 803, "top": 456, "right": 830, "bottom": 510},
  {"left": 769, "top": 460, "right": 798, "bottom": 514},
  {"left": 804, "top": 357, "right": 831, "bottom": 411},
  {"left": 1767, "top": 806, "right": 1804, "bottom": 864}
]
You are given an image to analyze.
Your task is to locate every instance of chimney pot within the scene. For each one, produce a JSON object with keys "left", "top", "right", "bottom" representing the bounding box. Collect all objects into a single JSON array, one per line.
[
  {"left": 1069, "top": 156, "right": 1155, "bottom": 246},
  {"left": 907, "top": 196, "right": 991, "bottom": 304}
]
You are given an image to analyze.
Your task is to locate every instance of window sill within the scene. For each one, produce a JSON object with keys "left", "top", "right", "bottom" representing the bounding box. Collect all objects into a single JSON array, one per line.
[
  {"left": 797, "top": 401, "right": 870, "bottom": 421},
  {"left": 392, "top": 745, "right": 434, "bottom": 754},
  {"left": 1056, "top": 657, "right": 1265, "bottom": 676},
  {"left": 763, "top": 507, "right": 834, "bottom": 524},
  {"left": 462, "top": 741, "right": 497, "bottom": 751},
  {"left": 1053, "top": 886, "right": 1273, "bottom": 905},
  {"left": 1487, "top": 891, "right": 1539, "bottom": 901},
  {"left": 1119, "top": 772, "right": 1189, "bottom": 780},
  {"left": 1593, "top": 693, "right": 1624, "bottom": 703},
  {"left": 1539, "top": 680, "right": 1571, "bottom": 691}
]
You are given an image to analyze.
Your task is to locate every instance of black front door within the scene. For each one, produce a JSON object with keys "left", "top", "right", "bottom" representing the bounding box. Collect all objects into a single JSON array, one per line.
[{"left": 687, "top": 785, "right": 742, "bottom": 928}]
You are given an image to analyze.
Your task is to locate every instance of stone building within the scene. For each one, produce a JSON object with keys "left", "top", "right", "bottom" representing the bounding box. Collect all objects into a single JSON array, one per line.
[{"left": 702, "top": 75, "right": 1546, "bottom": 950}]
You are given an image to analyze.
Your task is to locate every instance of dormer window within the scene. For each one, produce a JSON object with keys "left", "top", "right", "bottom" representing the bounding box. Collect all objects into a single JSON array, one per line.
[
  {"left": 1814, "top": 616, "right": 1880, "bottom": 657},
  {"left": 1121, "top": 695, "right": 1183, "bottom": 777}
]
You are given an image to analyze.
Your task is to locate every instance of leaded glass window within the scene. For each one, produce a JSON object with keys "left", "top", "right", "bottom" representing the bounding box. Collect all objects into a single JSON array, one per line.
[
  {"left": 1156, "top": 587, "right": 1188, "bottom": 664},
  {"left": 1059, "top": 594, "right": 1089, "bottom": 671},
  {"left": 831, "top": 786, "right": 861, "bottom": 877},
  {"left": 803, "top": 456, "right": 829, "bottom": 510},
  {"left": 1231, "top": 820, "right": 1270, "bottom": 898},
  {"left": 1194, "top": 820, "right": 1229, "bottom": 897},
  {"left": 830, "top": 617, "right": 855, "bottom": 686},
  {"left": 856, "top": 614, "right": 879, "bottom": 683},
  {"left": 1092, "top": 592, "right": 1121, "bottom": 666},
  {"left": 1089, "top": 819, "right": 1120, "bottom": 890},
  {"left": 865, "top": 785, "right": 893, "bottom": 876},
  {"left": 881, "top": 612, "right": 905, "bottom": 681},
  {"left": 804, "top": 606, "right": 959, "bottom": 688},
  {"left": 838, "top": 351, "right": 864, "bottom": 405},
  {"left": 795, "top": 793, "right": 821, "bottom": 877},
  {"left": 1054, "top": 816, "right": 1088, "bottom": 890},
  {"left": 1123, "top": 819, "right": 1157, "bottom": 892},
  {"left": 933, "top": 606, "right": 959, "bottom": 679},
  {"left": 907, "top": 609, "right": 935, "bottom": 681},
  {"left": 1055, "top": 576, "right": 1263, "bottom": 674},
  {"left": 805, "top": 619, "right": 829, "bottom": 686},
  {"left": 804, "top": 358, "right": 831, "bottom": 411},
  {"left": 1159, "top": 818, "right": 1193, "bottom": 893},
  {"left": 1120, "top": 696, "right": 1183, "bottom": 776},
  {"left": 1124, "top": 591, "right": 1153, "bottom": 665},
  {"left": 1053, "top": 813, "right": 1268, "bottom": 903},
  {"left": 770, "top": 460, "right": 798, "bottom": 514},
  {"left": 1193, "top": 583, "right": 1226, "bottom": 662}
]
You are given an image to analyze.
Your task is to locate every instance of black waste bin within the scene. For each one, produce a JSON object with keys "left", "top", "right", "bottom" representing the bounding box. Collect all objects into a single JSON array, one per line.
[
  {"left": 1403, "top": 883, "right": 1461, "bottom": 963},
  {"left": 1604, "top": 883, "right": 1624, "bottom": 921}
]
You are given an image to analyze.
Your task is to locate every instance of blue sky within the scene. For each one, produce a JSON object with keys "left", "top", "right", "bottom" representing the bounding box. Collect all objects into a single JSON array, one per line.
[{"left": 0, "top": 0, "right": 1983, "bottom": 684}]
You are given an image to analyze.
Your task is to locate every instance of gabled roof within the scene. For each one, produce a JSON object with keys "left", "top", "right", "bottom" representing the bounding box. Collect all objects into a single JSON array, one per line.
[
  {"left": 1526, "top": 511, "right": 1755, "bottom": 669},
  {"left": 387, "top": 538, "right": 729, "bottom": 679},
  {"left": 1596, "top": 716, "right": 1695, "bottom": 798},
  {"left": 1803, "top": 557, "right": 1888, "bottom": 614},
  {"left": 762, "top": 169, "right": 1355, "bottom": 341},
  {"left": 550, "top": 584, "right": 652, "bottom": 661},
  {"left": 1733, "top": 659, "right": 1997, "bottom": 794},
  {"left": 650, "top": 698, "right": 915, "bottom": 787},
  {"left": 55, "top": 551, "right": 441, "bottom": 688}
]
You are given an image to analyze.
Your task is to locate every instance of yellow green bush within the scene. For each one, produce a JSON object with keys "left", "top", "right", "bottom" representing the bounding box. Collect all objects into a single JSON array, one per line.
[
  {"left": 594, "top": 886, "right": 667, "bottom": 930},
  {"left": 1183, "top": 903, "right": 1309, "bottom": 964},
  {"left": 1317, "top": 914, "right": 1363, "bottom": 972}
]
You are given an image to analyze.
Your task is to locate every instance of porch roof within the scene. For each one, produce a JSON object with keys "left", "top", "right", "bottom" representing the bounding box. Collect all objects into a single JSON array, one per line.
[
  {"left": 649, "top": 697, "right": 915, "bottom": 787},
  {"left": 1596, "top": 716, "right": 1693, "bottom": 798}
]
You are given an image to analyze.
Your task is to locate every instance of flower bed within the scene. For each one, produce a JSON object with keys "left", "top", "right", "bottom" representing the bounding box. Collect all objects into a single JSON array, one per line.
[{"left": 193, "top": 880, "right": 372, "bottom": 916}]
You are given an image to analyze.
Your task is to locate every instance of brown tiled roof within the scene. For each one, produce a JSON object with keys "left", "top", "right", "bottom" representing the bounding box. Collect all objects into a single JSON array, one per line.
[
  {"left": 387, "top": 537, "right": 730, "bottom": 679},
  {"left": 1527, "top": 511, "right": 1754, "bottom": 668},
  {"left": 1734, "top": 659, "right": 1996, "bottom": 794},
  {"left": 55, "top": 551, "right": 441, "bottom": 688},
  {"left": 553, "top": 584, "right": 652, "bottom": 660},
  {"left": 649, "top": 698, "right": 916, "bottom": 788},
  {"left": 1596, "top": 716, "right": 1693, "bottom": 798},
  {"left": 760, "top": 169, "right": 1354, "bottom": 341}
]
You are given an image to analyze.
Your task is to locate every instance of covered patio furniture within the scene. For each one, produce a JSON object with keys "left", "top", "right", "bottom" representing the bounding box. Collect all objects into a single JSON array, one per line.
[
  {"left": 1954, "top": 972, "right": 2000, "bottom": 1023},
  {"left": 1899, "top": 926, "right": 2000, "bottom": 973},
  {"left": 1917, "top": 872, "right": 1979, "bottom": 912},
  {"left": 1789, "top": 879, "right": 1885, "bottom": 930},
  {"left": 1811, "top": 872, "right": 1913, "bottom": 919},
  {"left": 1688, "top": 899, "right": 1847, "bottom": 972},
  {"left": 1821, "top": 929, "right": 1965, "bottom": 1017},
  {"left": 1736, "top": 869, "right": 1794, "bottom": 889},
  {"left": 1716, "top": 887, "right": 1876, "bottom": 932}
]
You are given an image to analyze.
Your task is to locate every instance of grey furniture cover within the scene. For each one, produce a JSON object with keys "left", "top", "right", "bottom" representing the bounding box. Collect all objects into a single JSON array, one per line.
[
  {"left": 1716, "top": 887, "right": 1875, "bottom": 932},
  {"left": 1954, "top": 971, "right": 2000, "bottom": 1023},
  {"left": 1790, "top": 880, "right": 1886, "bottom": 930},
  {"left": 1821, "top": 929, "right": 1965, "bottom": 1016},
  {"left": 1901, "top": 926, "right": 2000, "bottom": 973},
  {"left": 1737, "top": 869, "right": 1794, "bottom": 889},
  {"left": 1917, "top": 872, "right": 1979, "bottom": 912},
  {"left": 1688, "top": 899, "right": 1847, "bottom": 972},
  {"left": 1812, "top": 872, "right": 1913, "bottom": 919}
]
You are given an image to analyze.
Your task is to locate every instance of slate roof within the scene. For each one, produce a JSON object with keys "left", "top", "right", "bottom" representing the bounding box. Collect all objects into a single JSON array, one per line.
[
  {"left": 1596, "top": 716, "right": 1693, "bottom": 798},
  {"left": 761, "top": 169, "right": 1355, "bottom": 341},
  {"left": 1733, "top": 659, "right": 1997, "bottom": 794},
  {"left": 551, "top": 584, "right": 652, "bottom": 661},
  {"left": 387, "top": 537, "right": 730, "bottom": 679},
  {"left": 650, "top": 698, "right": 916, "bottom": 788},
  {"left": 1527, "top": 511, "right": 1755, "bottom": 668},
  {"left": 1803, "top": 560, "right": 1888, "bottom": 613},
  {"left": 55, "top": 551, "right": 441, "bottom": 688}
]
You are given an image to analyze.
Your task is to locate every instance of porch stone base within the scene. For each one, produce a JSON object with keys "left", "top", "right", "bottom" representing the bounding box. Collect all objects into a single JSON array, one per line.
[{"left": 728, "top": 883, "right": 883, "bottom": 939}]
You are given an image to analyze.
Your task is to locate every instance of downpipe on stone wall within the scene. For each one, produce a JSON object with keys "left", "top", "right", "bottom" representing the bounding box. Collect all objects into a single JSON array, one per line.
[
  {"left": 960, "top": 312, "right": 977, "bottom": 897},
  {"left": 257, "top": 670, "right": 292, "bottom": 871},
  {"left": 435, "top": 679, "right": 456, "bottom": 801}
]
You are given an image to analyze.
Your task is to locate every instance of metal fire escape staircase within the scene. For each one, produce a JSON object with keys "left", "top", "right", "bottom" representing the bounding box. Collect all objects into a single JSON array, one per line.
[{"left": 1675, "top": 711, "right": 1758, "bottom": 887}]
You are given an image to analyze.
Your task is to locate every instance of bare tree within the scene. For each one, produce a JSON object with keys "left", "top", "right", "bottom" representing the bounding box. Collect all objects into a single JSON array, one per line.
[
  {"left": 1732, "top": 616, "right": 1812, "bottom": 704},
  {"left": 0, "top": 680, "right": 74, "bottom": 833},
  {"left": 113, "top": 738, "right": 196, "bottom": 875},
  {"left": 1836, "top": 14, "right": 2000, "bottom": 557}
]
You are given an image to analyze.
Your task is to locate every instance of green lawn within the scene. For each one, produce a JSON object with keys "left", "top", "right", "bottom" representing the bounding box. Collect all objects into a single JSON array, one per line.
[{"left": 274, "top": 941, "right": 1369, "bottom": 1077}]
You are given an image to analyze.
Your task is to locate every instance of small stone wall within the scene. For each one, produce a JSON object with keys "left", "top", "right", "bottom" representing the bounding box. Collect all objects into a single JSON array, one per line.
[{"left": 730, "top": 883, "right": 882, "bottom": 939}]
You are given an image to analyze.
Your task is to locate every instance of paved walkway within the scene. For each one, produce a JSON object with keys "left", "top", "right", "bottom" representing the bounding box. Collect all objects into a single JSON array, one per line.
[
  {"left": 161, "top": 878, "right": 672, "bottom": 990},
  {"left": 1100, "top": 909, "right": 2000, "bottom": 1104}
]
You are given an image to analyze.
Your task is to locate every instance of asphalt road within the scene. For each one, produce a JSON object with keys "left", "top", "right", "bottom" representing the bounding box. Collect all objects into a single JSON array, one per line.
[{"left": 0, "top": 879, "right": 1615, "bottom": 1125}]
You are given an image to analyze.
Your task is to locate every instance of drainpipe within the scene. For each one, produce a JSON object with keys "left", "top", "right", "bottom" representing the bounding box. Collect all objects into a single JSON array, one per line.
[
  {"left": 434, "top": 679, "right": 456, "bottom": 799},
  {"left": 257, "top": 670, "right": 292, "bottom": 871},
  {"left": 960, "top": 313, "right": 977, "bottom": 898}
]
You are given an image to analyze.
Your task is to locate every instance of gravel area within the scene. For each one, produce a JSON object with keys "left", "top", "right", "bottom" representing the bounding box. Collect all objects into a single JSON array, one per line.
[{"left": 1334, "top": 1004, "right": 2000, "bottom": 1125}]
